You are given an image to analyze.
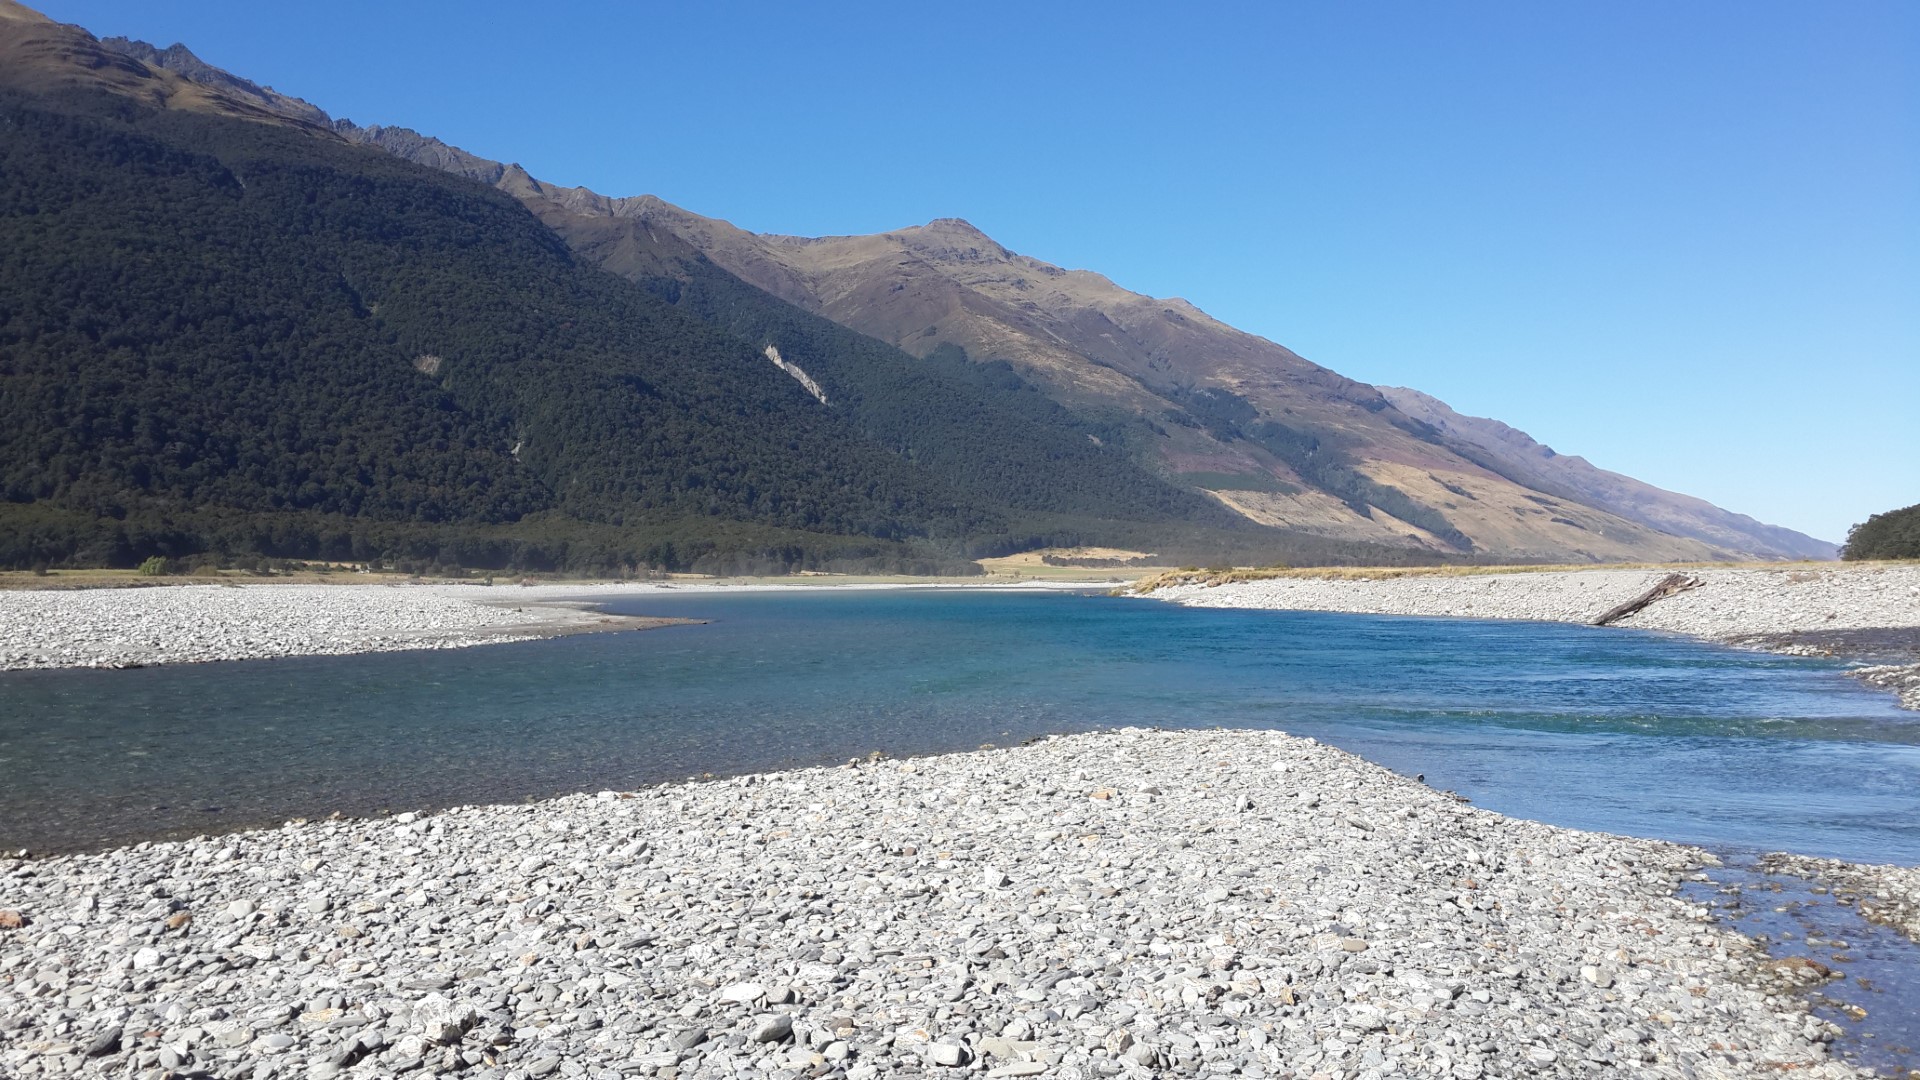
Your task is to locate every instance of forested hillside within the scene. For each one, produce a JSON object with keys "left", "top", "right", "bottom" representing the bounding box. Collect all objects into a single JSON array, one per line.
[
  {"left": 1843, "top": 504, "right": 1920, "bottom": 560},
  {"left": 0, "top": 88, "right": 1002, "bottom": 572},
  {"left": 549, "top": 202, "right": 1239, "bottom": 526},
  {"left": 0, "top": 82, "right": 1439, "bottom": 572}
]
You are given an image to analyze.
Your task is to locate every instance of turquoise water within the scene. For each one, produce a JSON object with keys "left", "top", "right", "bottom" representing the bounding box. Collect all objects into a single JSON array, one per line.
[{"left": 1, "top": 588, "right": 1915, "bottom": 861}]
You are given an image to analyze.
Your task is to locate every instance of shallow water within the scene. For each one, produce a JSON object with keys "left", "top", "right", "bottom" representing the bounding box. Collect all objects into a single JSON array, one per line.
[
  {"left": 0, "top": 588, "right": 1915, "bottom": 862},
  {"left": 1687, "top": 858, "right": 1920, "bottom": 1077}
]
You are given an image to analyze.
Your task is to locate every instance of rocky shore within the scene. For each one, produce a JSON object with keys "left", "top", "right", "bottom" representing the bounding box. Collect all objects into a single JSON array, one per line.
[
  {"left": 1757, "top": 852, "right": 1920, "bottom": 946},
  {"left": 0, "top": 729, "right": 1863, "bottom": 1079},
  {"left": 0, "top": 585, "right": 687, "bottom": 671},
  {"left": 1141, "top": 564, "right": 1920, "bottom": 710}
]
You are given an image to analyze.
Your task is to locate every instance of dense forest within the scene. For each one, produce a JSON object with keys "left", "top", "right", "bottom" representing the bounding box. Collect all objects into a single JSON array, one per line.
[
  {"left": 0, "top": 89, "right": 995, "bottom": 571},
  {"left": 0, "top": 87, "right": 1451, "bottom": 573},
  {"left": 1842, "top": 503, "right": 1920, "bottom": 560}
]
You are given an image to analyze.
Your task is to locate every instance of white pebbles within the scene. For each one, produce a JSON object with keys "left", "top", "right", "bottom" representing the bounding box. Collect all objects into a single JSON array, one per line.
[
  {"left": 1145, "top": 565, "right": 1920, "bottom": 637},
  {"left": 0, "top": 585, "right": 592, "bottom": 671},
  {"left": 0, "top": 729, "right": 1863, "bottom": 1079}
]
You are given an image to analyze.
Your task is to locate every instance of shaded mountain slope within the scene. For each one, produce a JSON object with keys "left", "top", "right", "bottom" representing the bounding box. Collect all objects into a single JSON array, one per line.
[
  {"left": 4, "top": 5, "right": 1438, "bottom": 572},
  {"left": 1380, "top": 387, "right": 1836, "bottom": 560},
  {"left": 0, "top": 61, "right": 1008, "bottom": 570}
]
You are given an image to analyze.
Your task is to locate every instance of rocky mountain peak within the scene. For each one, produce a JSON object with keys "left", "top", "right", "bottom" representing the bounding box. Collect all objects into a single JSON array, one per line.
[
  {"left": 96, "top": 34, "right": 330, "bottom": 127},
  {"left": 900, "top": 217, "right": 1008, "bottom": 261}
]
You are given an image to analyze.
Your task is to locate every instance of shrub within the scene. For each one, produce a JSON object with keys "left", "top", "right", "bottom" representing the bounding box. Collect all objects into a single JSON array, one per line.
[{"left": 135, "top": 555, "right": 174, "bottom": 576}]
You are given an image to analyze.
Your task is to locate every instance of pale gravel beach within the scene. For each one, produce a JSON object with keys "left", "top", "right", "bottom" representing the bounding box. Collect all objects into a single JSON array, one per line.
[
  {"left": 1140, "top": 565, "right": 1920, "bottom": 637},
  {"left": 0, "top": 729, "right": 1867, "bottom": 1080},
  {"left": 0, "top": 580, "right": 1082, "bottom": 672},
  {"left": 1142, "top": 564, "right": 1920, "bottom": 711},
  {"left": 0, "top": 583, "right": 717, "bottom": 671}
]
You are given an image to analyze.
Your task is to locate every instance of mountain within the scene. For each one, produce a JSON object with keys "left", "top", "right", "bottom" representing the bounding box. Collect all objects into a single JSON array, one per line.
[
  {"left": 5, "top": 2, "right": 1831, "bottom": 569},
  {"left": 0, "top": 1, "right": 330, "bottom": 131},
  {"left": 331, "top": 134, "right": 1753, "bottom": 563},
  {"left": 4, "top": 2, "right": 1440, "bottom": 574},
  {"left": 0, "top": 79, "right": 997, "bottom": 572},
  {"left": 0, "top": 6, "right": 1005, "bottom": 572},
  {"left": 1379, "top": 387, "right": 1837, "bottom": 560},
  {"left": 1843, "top": 504, "right": 1920, "bottom": 561}
]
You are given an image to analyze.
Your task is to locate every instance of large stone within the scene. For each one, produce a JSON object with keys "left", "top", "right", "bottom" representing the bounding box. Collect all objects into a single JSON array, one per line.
[
  {"left": 750, "top": 1014, "right": 793, "bottom": 1044},
  {"left": 415, "top": 994, "right": 478, "bottom": 1044}
]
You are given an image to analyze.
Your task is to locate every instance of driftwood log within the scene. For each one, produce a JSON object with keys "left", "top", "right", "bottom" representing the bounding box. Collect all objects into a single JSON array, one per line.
[{"left": 1592, "top": 573, "right": 1704, "bottom": 626}]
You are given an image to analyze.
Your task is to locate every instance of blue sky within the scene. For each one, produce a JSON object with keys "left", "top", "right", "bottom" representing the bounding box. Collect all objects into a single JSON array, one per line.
[{"left": 39, "top": 1, "right": 1917, "bottom": 543}]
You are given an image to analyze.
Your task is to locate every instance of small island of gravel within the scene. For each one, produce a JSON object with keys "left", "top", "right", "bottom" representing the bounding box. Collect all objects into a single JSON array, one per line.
[{"left": 0, "top": 730, "right": 1865, "bottom": 1079}]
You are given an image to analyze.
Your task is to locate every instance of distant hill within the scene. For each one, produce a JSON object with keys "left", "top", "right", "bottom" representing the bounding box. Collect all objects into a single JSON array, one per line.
[
  {"left": 0, "top": 81, "right": 999, "bottom": 572},
  {"left": 1379, "top": 387, "right": 1837, "bottom": 560},
  {"left": 1843, "top": 504, "right": 1920, "bottom": 560}
]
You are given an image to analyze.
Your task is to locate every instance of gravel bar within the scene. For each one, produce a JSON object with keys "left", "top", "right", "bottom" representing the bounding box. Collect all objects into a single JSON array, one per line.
[
  {"left": 0, "top": 584, "right": 678, "bottom": 671},
  {"left": 1142, "top": 565, "right": 1920, "bottom": 711},
  {"left": 0, "top": 729, "right": 1863, "bottom": 1079}
]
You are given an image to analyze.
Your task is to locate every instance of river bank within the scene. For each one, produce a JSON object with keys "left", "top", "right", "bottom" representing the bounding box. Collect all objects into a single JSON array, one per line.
[
  {"left": 1132, "top": 564, "right": 1920, "bottom": 966},
  {"left": 0, "top": 583, "right": 700, "bottom": 671},
  {"left": 0, "top": 728, "right": 1868, "bottom": 1079},
  {"left": 0, "top": 580, "right": 1100, "bottom": 672},
  {"left": 1137, "top": 564, "right": 1920, "bottom": 710}
]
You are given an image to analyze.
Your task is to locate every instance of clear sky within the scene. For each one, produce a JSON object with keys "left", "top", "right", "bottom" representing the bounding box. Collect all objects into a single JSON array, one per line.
[{"left": 38, "top": 0, "right": 1918, "bottom": 544}]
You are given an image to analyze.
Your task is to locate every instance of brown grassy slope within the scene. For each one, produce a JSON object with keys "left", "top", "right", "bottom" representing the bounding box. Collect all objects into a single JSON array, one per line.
[
  {"left": 0, "top": 1, "right": 331, "bottom": 133},
  {"left": 1380, "top": 386, "right": 1837, "bottom": 560}
]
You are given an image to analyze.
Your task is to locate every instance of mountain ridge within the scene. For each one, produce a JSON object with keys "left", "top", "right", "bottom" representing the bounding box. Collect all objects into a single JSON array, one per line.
[
  {"left": 5, "top": 3, "right": 1837, "bottom": 567},
  {"left": 9, "top": 4, "right": 1398, "bottom": 574},
  {"left": 390, "top": 164, "right": 1806, "bottom": 562},
  {"left": 1378, "top": 387, "right": 1838, "bottom": 560}
]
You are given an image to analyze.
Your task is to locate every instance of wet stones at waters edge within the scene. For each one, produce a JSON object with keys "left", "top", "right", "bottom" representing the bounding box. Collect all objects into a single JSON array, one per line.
[
  {"left": 1852, "top": 663, "right": 1920, "bottom": 711},
  {"left": 1726, "top": 630, "right": 1920, "bottom": 712},
  {"left": 1757, "top": 853, "right": 1920, "bottom": 948},
  {"left": 0, "top": 728, "right": 1863, "bottom": 1079}
]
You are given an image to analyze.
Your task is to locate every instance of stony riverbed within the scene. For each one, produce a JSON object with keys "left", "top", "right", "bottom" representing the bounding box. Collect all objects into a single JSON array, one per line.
[
  {"left": 0, "top": 729, "right": 1862, "bottom": 1080},
  {"left": 1142, "top": 566, "right": 1920, "bottom": 638},
  {"left": 0, "top": 585, "right": 646, "bottom": 671},
  {"left": 1144, "top": 564, "right": 1920, "bottom": 712}
]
